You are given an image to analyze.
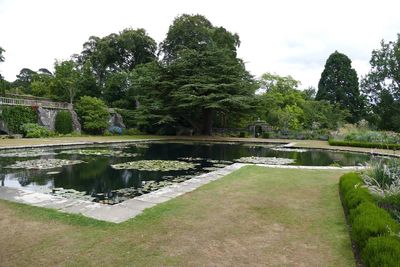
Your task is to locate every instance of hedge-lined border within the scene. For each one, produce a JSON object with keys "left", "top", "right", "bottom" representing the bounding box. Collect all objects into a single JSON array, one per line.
[
  {"left": 329, "top": 139, "right": 400, "bottom": 150},
  {"left": 339, "top": 173, "right": 400, "bottom": 266}
]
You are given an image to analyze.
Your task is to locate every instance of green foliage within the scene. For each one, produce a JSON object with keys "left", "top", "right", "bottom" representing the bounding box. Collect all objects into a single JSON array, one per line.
[
  {"left": 123, "top": 128, "right": 143, "bottom": 135},
  {"left": 78, "top": 28, "right": 156, "bottom": 87},
  {"left": 1, "top": 106, "right": 37, "bottom": 133},
  {"left": 115, "top": 109, "right": 137, "bottom": 129},
  {"left": 21, "top": 123, "right": 51, "bottom": 138},
  {"left": 12, "top": 68, "right": 37, "bottom": 94},
  {"left": 329, "top": 139, "right": 400, "bottom": 150},
  {"left": 51, "top": 60, "right": 80, "bottom": 103},
  {"left": 316, "top": 51, "right": 364, "bottom": 123},
  {"left": 339, "top": 172, "right": 400, "bottom": 263},
  {"left": 362, "top": 236, "right": 400, "bottom": 267},
  {"left": 158, "top": 14, "right": 256, "bottom": 135},
  {"left": 377, "top": 194, "right": 400, "bottom": 222},
  {"left": 55, "top": 110, "right": 73, "bottom": 134},
  {"left": 75, "top": 96, "right": 109, "bottom": 134},
  {"left": 362, "top": 34, "right": 400, "bottom": 131},
  {"left": 350, "top": 202, "right": 399, "bottom": 249}
]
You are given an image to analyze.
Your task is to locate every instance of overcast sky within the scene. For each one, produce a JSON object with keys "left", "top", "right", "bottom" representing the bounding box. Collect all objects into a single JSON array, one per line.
[{"left": 1, "top": 0, "right": 399, "bottom": 88}]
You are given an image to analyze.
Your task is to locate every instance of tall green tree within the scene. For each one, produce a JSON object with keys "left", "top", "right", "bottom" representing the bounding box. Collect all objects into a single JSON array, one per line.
[
  {"left": 77, "top": 28, "right": 157, "bottom": 87},
  {"left": 316, "top": 51, "right": 364, "bottom": 123},
  {"left": 12, "top": 68, "right": 37, "bottom": 94},
  {"left": 159, "top": 14, "right": 256, "bottom": 135},
  {"left": 52, "top": 60, "right": 80, "bottom": 103},
  {"left": 362, "top": 34, "right": 400, "bottom": 131}
]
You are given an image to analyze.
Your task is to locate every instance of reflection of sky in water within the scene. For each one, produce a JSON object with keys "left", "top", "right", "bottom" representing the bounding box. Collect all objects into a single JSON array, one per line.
[
  {"left": 2, "top": 172, "right": 54, "bottom": 192},
  {"left": 0, "top": 142, "right": 376, "bottom": 195}
]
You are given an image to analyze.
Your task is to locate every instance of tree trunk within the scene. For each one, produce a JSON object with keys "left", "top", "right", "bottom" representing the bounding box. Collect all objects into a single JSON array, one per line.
[{"left": 201, "top": 108, "right": 214, "bottom": 135}]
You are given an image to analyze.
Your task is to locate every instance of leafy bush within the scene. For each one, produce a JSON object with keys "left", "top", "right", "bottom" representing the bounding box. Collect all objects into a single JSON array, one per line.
[
  {"left": 1, "top": 106, "right": 37, "bottom": 133},
  {"left": 75, "top": 96, "right": 109, "bottom": 134},
  {"left": 362, "top": 236, "right": 400, "bottom": 267},
  {"left": 350, "top": 202, "right": 399, "bottom": 250},
  {"left": 54, "top": 110, "right": 73, "bottom": 134},
  {"left": 21, "top": 123, "right": 51, "bottom": 138},
  {"left": 239, "top": 131, "right": 247, "bottom": 138}
]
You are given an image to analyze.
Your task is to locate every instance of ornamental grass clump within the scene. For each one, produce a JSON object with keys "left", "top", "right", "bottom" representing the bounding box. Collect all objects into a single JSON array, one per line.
[{"left": 363, "top": 159, "right": 400, "bottom": 196}]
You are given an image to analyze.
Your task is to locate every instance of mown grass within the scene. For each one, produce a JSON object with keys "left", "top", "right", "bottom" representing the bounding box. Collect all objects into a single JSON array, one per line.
[{"left": 0, "top": 166, "right": 355, "bottom": 266}]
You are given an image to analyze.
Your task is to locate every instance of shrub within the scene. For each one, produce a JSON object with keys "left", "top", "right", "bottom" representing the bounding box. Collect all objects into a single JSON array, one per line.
[
  {"left": 339, "top": 172, "right": 373, "bottom": 210},
  {"left": 239, "top": 132, "right": 246, "bottom": 138},
  {"left": 362, "top": 236, "right": 400, "bottom": 267},
  {"left": 75, "top": 96, "right": 109, "bottom": 134},
  {"left": 54, "top": 110, "right": 73, "bottom": 134},
  {"left": 1, "top": 106, "right": 37, "bottom": 134},
  {"left": 124, "top": 128, "right": 142, "bottom": 135},
  {"left": 350, "top": 202, "right": 399, "bottom": 250},
  {"left": 377, "top": 194, "right": 400, "bottom": 222},
  {"left": 329, "top": 139, "right": 400, "bottom": 150},
  {"left": 363, "top": 159, "right": 400, "bottom": 196},
  {"left": 115, "top": 109, "right": 136, "bottom": 129},
  {"left": 21, "top": 123, "right": 51, "bottom": 138}
]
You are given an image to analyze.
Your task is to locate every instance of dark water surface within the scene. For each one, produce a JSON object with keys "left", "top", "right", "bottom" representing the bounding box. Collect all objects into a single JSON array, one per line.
[{"left": 0, "top": 141, "right": 373, "bottom": 195}]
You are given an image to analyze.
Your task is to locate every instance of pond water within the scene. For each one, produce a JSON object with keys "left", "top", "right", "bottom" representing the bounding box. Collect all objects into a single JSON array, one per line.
[{"left": 0, "top": 141, "right": 374, "bottom": 204}]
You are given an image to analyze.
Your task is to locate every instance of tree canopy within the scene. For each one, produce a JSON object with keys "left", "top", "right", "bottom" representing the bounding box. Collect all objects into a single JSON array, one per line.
[
  {"left": 158, "top": 14, "right": 256, "bottom": 135},
  {"left": 316, "top": 51, "right": 364, "bottom": 123},
  {"left": 362, "top": 34, "right": 400, "bottom": 131}
]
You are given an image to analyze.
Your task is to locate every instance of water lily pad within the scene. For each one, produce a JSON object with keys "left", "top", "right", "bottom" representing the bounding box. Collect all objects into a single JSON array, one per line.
[
  {"left": 111, "top": 160, "right": 198, "bottom": 171},
  {"left": 235, "top": 156, "right": 295, "bottom": 165},
  {"left": 6, "top": 159, "right": 84, "bottom": 170},
  {"left": 0, "top": 149, "right": 57, "bottom": 158},
  {"left": 60, "top": 149, "right": 139, "bottom": 157}
]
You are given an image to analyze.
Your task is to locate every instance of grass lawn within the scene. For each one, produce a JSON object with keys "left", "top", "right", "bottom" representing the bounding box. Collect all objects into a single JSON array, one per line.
[{"left": 0, "top": 166, "right": 354, "bottom": 266}]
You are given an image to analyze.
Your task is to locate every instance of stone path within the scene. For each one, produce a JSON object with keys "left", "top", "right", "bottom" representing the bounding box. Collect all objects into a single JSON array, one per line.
[{"left": 0, "top": 163, "right": 364, "bottom": 223}]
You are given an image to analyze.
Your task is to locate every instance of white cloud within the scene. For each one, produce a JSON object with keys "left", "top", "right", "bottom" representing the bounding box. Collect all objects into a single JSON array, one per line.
[{"left": 0, "top": 0, "right": 399, "bottom": 88}]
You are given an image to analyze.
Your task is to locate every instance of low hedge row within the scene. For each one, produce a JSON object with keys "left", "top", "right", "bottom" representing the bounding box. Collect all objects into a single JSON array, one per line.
[
  {"left": 339, "top": 173, "right": 400, "bottom": 266},
  {"left": 329, "top": 139, "right": 400, "bottom": 150}
]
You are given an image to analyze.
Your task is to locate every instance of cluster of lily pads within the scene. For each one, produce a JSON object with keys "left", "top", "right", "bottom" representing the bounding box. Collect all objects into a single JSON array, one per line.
[
  {"left": 0, "top": 149, "right": 57, "bottom": 158},
  {"left": 111, "top": 160, "right": 198, "bottom": 171},
  {"left": 5, "top": 159, "right": 84, "bottom": 170},
  {"left": 60, "top": 149, "right": 139, "bottom": 157},
  {"left": 235, "top": 156, "right": 295, "bottom": 165}
]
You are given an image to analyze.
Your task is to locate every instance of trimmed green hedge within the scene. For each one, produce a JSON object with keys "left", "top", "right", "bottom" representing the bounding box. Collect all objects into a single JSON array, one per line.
[
  {"left": 339, "top": 172, "right": 400, "bottom": 265},
  {"left": 339, "top": 173, "right": 373, "bottom": 210},
  {"left": 329, "top": 139, "right": 400, "bottom": 150},
  {"left": 362, "top": 236, "right": 400, "bottom": 267},
  {"left": 55, "top": 110, "right": 73, "bottom": 134},
  {"left": 21, "top": 123, "right": 51, "bottom": 138},
  {"left": 350, "top": 202, "right": 399, "bottom": 249}
]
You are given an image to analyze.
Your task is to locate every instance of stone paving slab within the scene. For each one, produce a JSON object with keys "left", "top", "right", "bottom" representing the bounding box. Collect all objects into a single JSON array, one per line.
[{"left": 0, "top": 163, "right": 363, "bottom": 223}]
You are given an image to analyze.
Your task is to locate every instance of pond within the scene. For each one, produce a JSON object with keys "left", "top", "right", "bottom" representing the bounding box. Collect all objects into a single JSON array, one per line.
[{"left": 0, "top": 141, "right": 374, "bottom": 204}]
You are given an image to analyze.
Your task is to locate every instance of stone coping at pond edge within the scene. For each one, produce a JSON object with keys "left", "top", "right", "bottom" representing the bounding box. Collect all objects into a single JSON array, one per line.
[{"left": 0, "top": 163, "right": 366, "bottom": 223}]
